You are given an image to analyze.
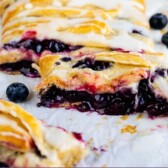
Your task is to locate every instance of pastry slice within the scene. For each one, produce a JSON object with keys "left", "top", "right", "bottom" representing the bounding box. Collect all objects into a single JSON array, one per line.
[
  {"left": 0, "top": 0, "right": 153, "bottom": 77},
  {"left": 0, "top": 99, "right": 87, "bottom": 167},
  {"left": 34, "top": 51, "right": 165, "bottom": 116}
]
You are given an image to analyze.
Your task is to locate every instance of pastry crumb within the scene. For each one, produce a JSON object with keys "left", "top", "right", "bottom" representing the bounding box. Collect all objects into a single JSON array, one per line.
[
  {"left": 121, "top": 115, "right": 128, "bottom": 120},
  {"left": 121, "top": 125, "right": 137, "bottom": 134},
  {"left": 136, "top": 114, "right": 143, "bottom": 120}
]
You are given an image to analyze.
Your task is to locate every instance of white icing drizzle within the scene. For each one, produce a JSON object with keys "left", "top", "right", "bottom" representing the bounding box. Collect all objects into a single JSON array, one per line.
[{"left": 1, "top": 0, "right": 153, "bottom": 52}]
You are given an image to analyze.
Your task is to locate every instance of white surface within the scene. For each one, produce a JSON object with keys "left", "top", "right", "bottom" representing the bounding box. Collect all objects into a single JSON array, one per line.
[
  {"left": 1, "top": 73, "right": 168, "bottom": 167},
  {"left": 1, "top": 0, "right": 168, "bottom": 167}
]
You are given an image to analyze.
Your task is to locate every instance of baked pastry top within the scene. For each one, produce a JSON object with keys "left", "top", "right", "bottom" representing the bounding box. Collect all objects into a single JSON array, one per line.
[
  {"left": 0, "top": 0, "right": 155, "bottom": 77},
  {"left": 0, "top": 99, "right": 87, "bottom": 167}
]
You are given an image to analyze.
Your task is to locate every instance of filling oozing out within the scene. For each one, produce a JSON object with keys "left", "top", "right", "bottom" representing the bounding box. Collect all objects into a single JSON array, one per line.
[
  {"left": 38, "top": 85, "right": 137, "bottom": 115},
  {"left": 0, "top": 60, "right": 40, "bottom": 78},
  {"left": 38, "top": 69, "right": 168, "bottom": 117},
  {"left": 3, "top": 39, "right": 82, "bottom": 54}
]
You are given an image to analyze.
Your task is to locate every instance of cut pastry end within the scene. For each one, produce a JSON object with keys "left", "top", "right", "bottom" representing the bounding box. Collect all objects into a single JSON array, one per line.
[
  {"left": 0, "top": 39, "right": 83, "bottom": 77},
  {"left": 36, "top": 53, "right": 168, "bottom": 117},
  {"left": 0, "top": 99, "right": 88, "bottom": 167}
]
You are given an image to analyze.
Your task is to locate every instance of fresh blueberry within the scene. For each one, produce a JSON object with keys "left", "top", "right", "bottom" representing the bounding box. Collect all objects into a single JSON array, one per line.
[
  {"left": 149, "top": 13, "right": 168, "bottom": 29},
  {"left": 162, "top": 32, "right": 168, "bottom": 47},
  {"left": 6, "top": 83, "right": 29, "bottom": 103}
]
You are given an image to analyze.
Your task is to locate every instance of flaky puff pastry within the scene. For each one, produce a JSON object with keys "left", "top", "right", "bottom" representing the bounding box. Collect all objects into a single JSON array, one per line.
[
  {"left": 1, "top": 0, "right": 149, "bottom": 46},
  {"left": 35, "top": 51, "right": 165, "bottom": 94},
  {"left": 0, "top": 99, "right": 87, "bottom": 167},
  {"left": 1, "top": 0, "right": 146, "bottom": 26}
]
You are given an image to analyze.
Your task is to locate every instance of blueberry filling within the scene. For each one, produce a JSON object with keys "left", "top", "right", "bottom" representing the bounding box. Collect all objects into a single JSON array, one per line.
[
  {"left": 0, "top": 162, "right": 9, "bottom": 168},
  {"left": 72, "top": 58, "right": 113, "bottom": 71},
  {"left": 38, "top": 73, "right": 168, "bottom": 117},
  {"left": 6, "top": 83, "right": 29, "bottom": 103},
  {"left": 3, "top": 39, "right": 82, "bottom": 54},
  {"left": 38, "top": 85, "right": 137, "bottom": 115},
  {"left": 0, "top": 60, "right": 40, "bottom": 78}
]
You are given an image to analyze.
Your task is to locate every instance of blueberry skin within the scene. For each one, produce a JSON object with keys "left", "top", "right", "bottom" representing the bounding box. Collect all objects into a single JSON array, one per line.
[
  {"left": 0, "top": 162, "right": 9, "bottom": 168},
  {"left": 149, "top": 13, "right": 168, "bottom": 30},
  {"left": 6, "top": 83, "right": 29, "bottom": 103},
  {"left": 162, "top": 32, "right": 168, "bottom": 47}
]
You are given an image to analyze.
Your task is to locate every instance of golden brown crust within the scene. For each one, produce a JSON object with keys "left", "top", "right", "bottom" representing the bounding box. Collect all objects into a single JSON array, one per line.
[
  {"left": 35, "top": 69, "right": 149, "bottom": 94},
  {"left": 35, "top": 51, "right": 155, "bottom": 93},
  {"left": 0, "top": 0, "right": 154, "bottom": 70},
  {"left": 0, "top": 99, "right": 46, "bottom": 155}
]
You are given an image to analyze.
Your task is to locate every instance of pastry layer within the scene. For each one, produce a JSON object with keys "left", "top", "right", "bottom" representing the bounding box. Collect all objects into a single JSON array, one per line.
[
  {"left": 1, "top": 0, "right": 146, "bottom": 25},
  {"left": 36, "top": 52, "right": 154, "bottom": 92},
  {"left": 0, "top": 99, "right": 87, "bottom": 167},
  {"left": 35, "top": 51, "right": 168, "bottom": 117},
  {"left": 0, "top": 0, "right": 155, "bottom": 77}
]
